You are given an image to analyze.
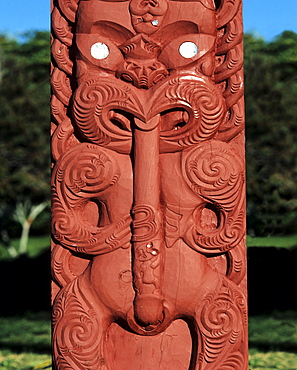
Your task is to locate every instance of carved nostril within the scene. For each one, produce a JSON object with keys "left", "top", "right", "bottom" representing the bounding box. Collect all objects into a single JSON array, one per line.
[
  {"left": 148, "top": 0, "right": 158, "bottom": 7},
  {"left": 160, "top": 108, "right": 190, "bottom": 132},
  {"left": 108, "top": 110, "right": 132, "bottom": 131}
]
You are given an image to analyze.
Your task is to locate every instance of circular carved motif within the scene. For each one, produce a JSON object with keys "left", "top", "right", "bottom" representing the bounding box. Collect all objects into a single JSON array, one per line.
[
  {"left": 181, "top": 141, "right": 245, "bottom": 254},
  {"left": 52, "top": 143, "right": 131, "bottom": 255}
]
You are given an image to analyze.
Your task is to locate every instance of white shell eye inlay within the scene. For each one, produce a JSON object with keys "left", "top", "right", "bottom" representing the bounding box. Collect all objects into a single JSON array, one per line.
[
  {"left": 179, "top": 42, "right": 198, "bottom": 59},
  {"left": 91, "top": 42, "right": 110, "bottom": 60}
]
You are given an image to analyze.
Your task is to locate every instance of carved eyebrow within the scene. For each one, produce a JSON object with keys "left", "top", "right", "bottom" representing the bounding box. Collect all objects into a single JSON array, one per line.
[
  {"left": 155, "top": 21, "right": 199, "bottom": 46},
  {"left": 90, "top": 21, "right": 134, "bottom": 45}
]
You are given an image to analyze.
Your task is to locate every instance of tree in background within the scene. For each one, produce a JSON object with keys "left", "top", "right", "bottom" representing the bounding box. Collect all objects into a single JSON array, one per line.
[
  {"left": 0, "top": 30, "right": 296, "bottom": 239},
  {"left": 0, "top": 31, "right": 50, "bottom": 239},
  {"left": 245, "top": 31, "right": 297, "bottom": 236}
]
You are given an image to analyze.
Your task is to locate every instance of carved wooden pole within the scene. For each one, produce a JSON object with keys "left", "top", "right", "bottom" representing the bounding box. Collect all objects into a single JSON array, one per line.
[{"left": 51, "top": 0, "right": 248, "bottom": 368}]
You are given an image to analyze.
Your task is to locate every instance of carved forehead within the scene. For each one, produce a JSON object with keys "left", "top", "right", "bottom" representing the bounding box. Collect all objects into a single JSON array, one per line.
[{"left": 76, "top": 0, "right": 216, "bottom": 34}]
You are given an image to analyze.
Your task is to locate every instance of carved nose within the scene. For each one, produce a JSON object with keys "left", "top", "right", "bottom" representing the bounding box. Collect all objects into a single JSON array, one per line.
[
  {"left": 131, "top": 116, "right": 165, "bottom": 328},
  {"left": 116, "top": 59, "right": 168, "bottom": 89}
]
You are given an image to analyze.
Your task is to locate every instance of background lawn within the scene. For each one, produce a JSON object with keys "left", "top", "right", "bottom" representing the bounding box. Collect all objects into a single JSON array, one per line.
[
  {"left": 247, "top": 234, "right": 297, "bottom": 250},
  {"left": 0, "top": 311, "right": 296, "bottom": 370},
  {"left": 0, "top": 312, "right": 51, "bottom": 370}
]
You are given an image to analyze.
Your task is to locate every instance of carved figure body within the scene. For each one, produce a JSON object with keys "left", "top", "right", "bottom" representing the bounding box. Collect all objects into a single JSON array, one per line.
[{"left": 51, "top": 0, "right": 248, "bottom": 368}]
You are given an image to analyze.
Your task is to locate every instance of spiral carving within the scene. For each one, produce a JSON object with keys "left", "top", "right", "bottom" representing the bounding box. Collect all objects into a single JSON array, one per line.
[
  {"left": 184, "top": 141, "right": 243, "bottom": 209},
  {"left": 52, "top": 39, "right": 73, "bottom": 75},
  {"left": 52, "top": 143, "right": 131, "bottom": 254},
  {"left": 154, "top": 76, "right": 227, "bottom": 151},
  {"left": 51, "top": 7, "right": 73, "bottom": 47},
  {"left": 181, "top": 141, "right": 245, "bottom": 254},
  {"left": 51, "top": 95, "right": 67, "bottom": 125},
  {"left": 51, "top": 117, "right": 78, "bottom": 162},
  {"left": 217, "top": 97, "right": 244, "bottom": 141},
  {"left": 52, "top": 243, "right": 90, "bottom": 289},
  {"left": 57, "top": 0, "right": 78, "bottom": 24},
  {"left": 219, "top": 353, "right": 246, "bottom": 370},
  {"left": 51, "top": 67, "right": 72, "bottom": 106},
  {"left": 73, "top": 79, "right": 137, "bottom": 151},
  {"left": 226, "top": 239, "right": 246, "bottom": 284},
  {"left": 197, "top": 280, "right": 247, "bottom": 366},
  {"left": 53, "top": 279, "right": 102, "bottom": 369},
  {"left": 215, "top": 0, "right": 244, "bottom": 142}
]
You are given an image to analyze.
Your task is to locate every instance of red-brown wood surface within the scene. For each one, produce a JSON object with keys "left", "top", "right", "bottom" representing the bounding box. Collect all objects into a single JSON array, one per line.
[{"left": 51, "top": 0, "right": 248, "bottom": 368}]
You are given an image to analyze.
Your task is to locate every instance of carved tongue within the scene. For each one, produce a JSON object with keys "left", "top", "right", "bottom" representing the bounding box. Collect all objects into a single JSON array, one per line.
[
  {"left": 131, "top": 116, "right": 165, "bottom": 329},
  {"left": 134, "top": 295, "right": 164, "bottom": 329}
]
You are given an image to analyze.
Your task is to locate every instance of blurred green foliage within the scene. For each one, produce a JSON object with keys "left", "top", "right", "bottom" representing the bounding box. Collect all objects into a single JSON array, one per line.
[
  {"left": 0, "top": 234, "right": 50, "bottom": 260},
  {"left": 0, "top": 312, "right": 51, "bottom": 370},
  {"left": 246, "top": 234, "right": 297, "bottom": 250},
  {"left": 248, "top": 310, "right": 297, "bottom": 369},
  {"left": 0, "top": 31, "right": 50, "bottom": 239},
  {"left": 0, "top": 30, "right": 297, "bottom": 239},
  {"left": 245, "top": 31, "right": 297, "bottom": 236}
]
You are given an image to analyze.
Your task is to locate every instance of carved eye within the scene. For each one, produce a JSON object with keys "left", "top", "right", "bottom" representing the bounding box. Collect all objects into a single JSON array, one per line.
[
  {"left": 76, "top": 34, "right": 124, "bottom": 71},
  {"left": 158, "top": 34, "right": 215, "bottom": 69},
  {"left": 179, "top": 42, "right": 198, "bottom": 59},
  {"left": 91, "top": 42, "right": 110, "bottom": 60}
]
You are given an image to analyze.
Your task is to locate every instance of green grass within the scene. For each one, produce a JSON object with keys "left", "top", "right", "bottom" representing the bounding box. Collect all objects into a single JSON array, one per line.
[
  {"left": 249, "top": 311, "right": 297, "bottom": 350},
  {"left": 249, "top": 311, "right": 297, "bottom": 369},
  {"left": 0, "top": 312, "right": 51, "bottom": 370},
  {"left": 0, "top": 311, "right": 296, "bottom": 369},
  {"left": 247, "top": 234, "right": 297, "bottom": 250},
  {"left": 0, "top": 235, "right": 50, "bottom": 260},
  {"left": 249, "top": 349, "right": 297, "bottom": 370},
  {"left": 0, "top": 352, "right": 51, "bottom": 370}
]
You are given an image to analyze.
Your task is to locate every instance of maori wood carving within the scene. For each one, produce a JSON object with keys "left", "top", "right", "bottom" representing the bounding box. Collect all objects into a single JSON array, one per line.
[{"left": 51, "top": 0, "right": 248, "bottom": 368}]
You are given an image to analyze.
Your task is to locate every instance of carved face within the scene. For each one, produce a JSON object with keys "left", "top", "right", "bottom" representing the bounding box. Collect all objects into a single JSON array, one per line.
[
  {"left": 73, "top": 0, "right": 225, "bottom": 150},
  {"left": 76, "top": 0, "right": 217, "bottom": 84}
]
